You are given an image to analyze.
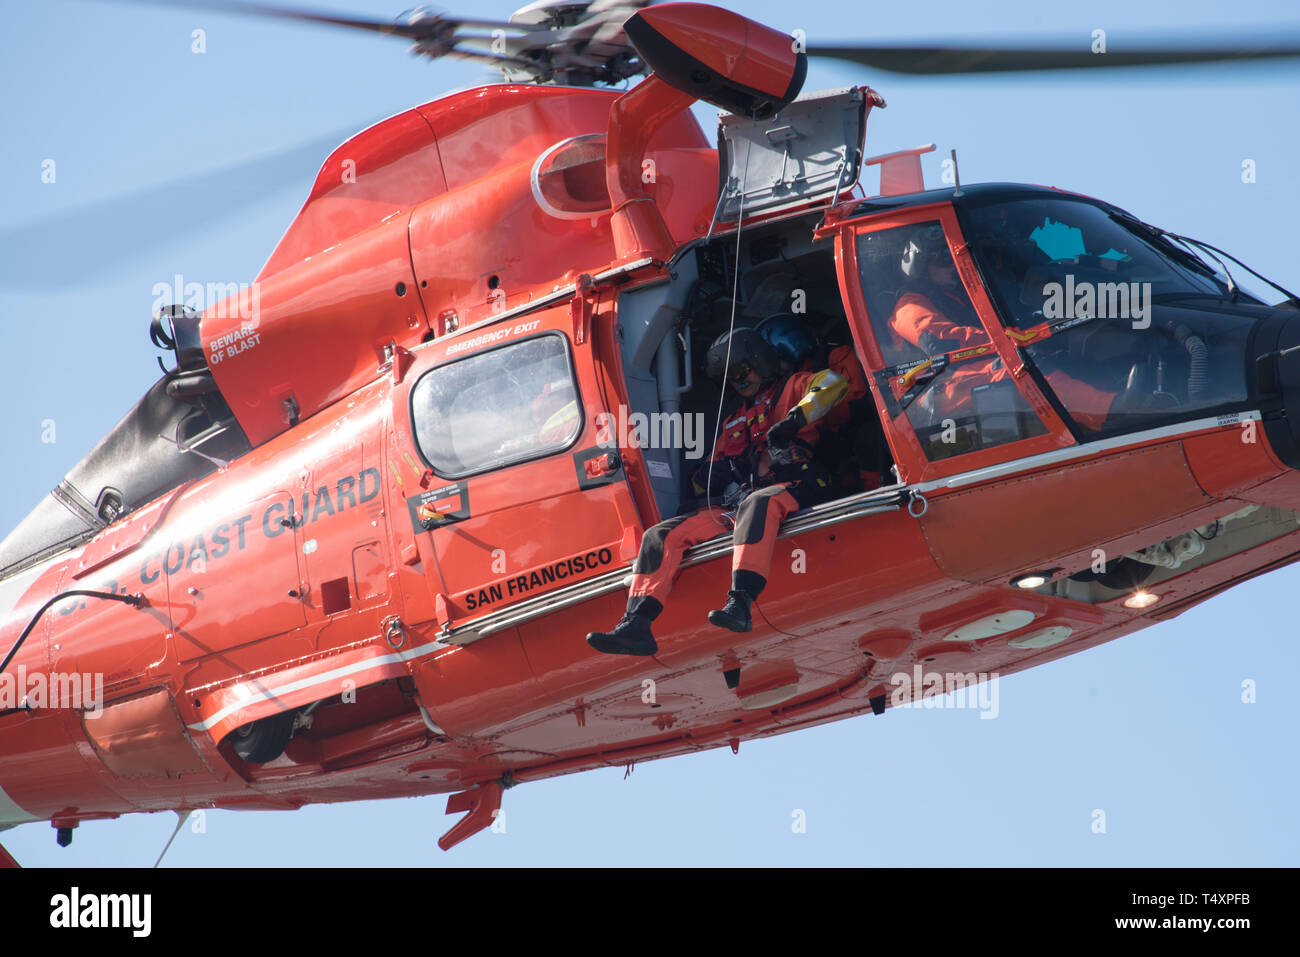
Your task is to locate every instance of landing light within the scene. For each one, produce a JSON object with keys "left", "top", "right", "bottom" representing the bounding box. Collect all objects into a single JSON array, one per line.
[
  {"left": 1011, "top": 571, "right": 1051, "bottom": 589},
  {"left": 1124, "top": 591, "right": 1161, "bottom": 610},
  {"left": 738, "top": 682, "right": 800, "bottom": 710}
]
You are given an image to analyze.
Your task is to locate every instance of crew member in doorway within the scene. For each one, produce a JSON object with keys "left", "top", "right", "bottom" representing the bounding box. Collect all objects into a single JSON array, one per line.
[
  {"left": 758, "top": 313, "right": 880, "bottom": 491},
  {"left": 758, "top": 313, "right": 869, "bottom": 426},
  {"left": 586, "top": 329, "right": 848, "bottom": 657}
]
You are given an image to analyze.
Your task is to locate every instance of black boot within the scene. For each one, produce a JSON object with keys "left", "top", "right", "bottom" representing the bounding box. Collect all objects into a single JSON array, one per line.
[
  {"left": 707, "top": 591, "right": 753, "bottom": 633},
  {"left": 708, "top": 571, "right": 765, "bottom": 633},
  {"left": 587, "top": 596, "right": 661, "bottom": 656}
]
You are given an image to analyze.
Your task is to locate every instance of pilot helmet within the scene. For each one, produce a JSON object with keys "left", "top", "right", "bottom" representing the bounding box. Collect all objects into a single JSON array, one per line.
[
  {"left": 705, "top": 327, "right": 778, "bottom": 385},
  {"left": 901, "top": 223, "right": 949, "bottom": 279}
]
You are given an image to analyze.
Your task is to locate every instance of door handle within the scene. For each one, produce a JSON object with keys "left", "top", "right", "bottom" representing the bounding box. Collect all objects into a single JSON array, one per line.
[
  {"left": 583, "top": 451, "right": 621, "bottom": 479},
  {"left": 574, "top": 447, "right": 624, "bottom": 489}
]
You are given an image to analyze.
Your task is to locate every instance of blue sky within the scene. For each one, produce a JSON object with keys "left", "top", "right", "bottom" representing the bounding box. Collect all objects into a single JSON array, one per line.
[{"left": 1, "top": 0, "right": 1297, "bottom": 866}]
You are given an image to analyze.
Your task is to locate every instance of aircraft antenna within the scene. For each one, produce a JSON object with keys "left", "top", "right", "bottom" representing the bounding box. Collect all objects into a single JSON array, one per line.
[{"left": 153, "top": 810, "right": 194, "bottom": 868}]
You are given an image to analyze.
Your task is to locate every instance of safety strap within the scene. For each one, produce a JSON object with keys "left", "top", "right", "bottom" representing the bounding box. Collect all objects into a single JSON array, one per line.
[
  {"left": 1002, "top": 310, "right": 1105, "bottom": 348},
  {"left": 875, "top": 342, "right": 999, "bottom": 416},
  {"left": 875, "top": 304, "right": 1112, "bottom": 417}
]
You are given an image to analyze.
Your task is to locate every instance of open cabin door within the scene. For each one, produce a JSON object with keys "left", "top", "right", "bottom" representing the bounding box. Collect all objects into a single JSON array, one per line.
[
  {"left": 390, "top": 302, "right": 642, "bottom": 630},
  {"left": 716, "top": 87, "right": 870, "bottom": 223}
]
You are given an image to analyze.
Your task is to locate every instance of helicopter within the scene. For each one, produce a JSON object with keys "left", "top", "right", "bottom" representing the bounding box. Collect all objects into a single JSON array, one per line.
[{"left": 2, "top": 0, "right": 1300, "bottom": 868}]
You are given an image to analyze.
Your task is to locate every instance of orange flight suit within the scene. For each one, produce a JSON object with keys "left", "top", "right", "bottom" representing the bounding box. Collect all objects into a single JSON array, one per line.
[
  {"left": 890, "top": 290, "right": 1116, "bottom": 432},
  {"left": 627, "top": 368, "right": 842, "bottom": 607}
]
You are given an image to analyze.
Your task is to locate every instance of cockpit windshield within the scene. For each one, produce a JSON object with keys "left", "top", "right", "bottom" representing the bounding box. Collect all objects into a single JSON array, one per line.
[
  {"left": 965, "top": 198, "right": 1275, "bottom": 325},
  {"left": 961, "top": 196, "right": 1262, "bottom": 438}
]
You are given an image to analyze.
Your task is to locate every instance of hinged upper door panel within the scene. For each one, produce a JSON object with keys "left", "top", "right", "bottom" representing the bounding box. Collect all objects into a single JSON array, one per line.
[{"left": 717, "top": 87, "right": 868, "bottom": 222}]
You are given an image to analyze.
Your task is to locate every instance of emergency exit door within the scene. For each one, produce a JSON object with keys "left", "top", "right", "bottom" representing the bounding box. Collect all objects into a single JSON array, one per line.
[{"left": 392, "top": 302, "right": 642, "bottom": 625}]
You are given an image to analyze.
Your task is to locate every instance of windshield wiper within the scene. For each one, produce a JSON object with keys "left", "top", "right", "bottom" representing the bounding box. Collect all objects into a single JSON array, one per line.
[
  {"left": 1174, "top": 233, "right": 1299, "bottom": 304},
  {"left": 1112, "top": 209, "right": 1299, "bottom": 305},
  {"left": 1163, "top": 233, "right": 1239, "bottom": 302},
  {"left": 1149, "top": 291, "right": 1236, "bottom": 303}
]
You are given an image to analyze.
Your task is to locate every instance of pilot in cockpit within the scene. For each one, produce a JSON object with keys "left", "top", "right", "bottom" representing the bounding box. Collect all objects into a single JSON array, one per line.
[{"left": 889, "top": 225, "right": 1119, "bottom": 432}]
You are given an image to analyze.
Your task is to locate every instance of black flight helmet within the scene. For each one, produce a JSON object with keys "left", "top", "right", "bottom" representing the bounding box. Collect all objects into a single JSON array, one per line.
[
  {"left": 705, "top": 328, "right": 778, "bottom": 386},
  {"left": 900, "top": 222, "right": 948, "bottom": 280}
]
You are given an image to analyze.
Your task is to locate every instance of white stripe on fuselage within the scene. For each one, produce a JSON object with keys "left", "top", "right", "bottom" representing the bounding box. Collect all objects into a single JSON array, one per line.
[
  {"left": 913, "top": 410, "right": 1263, "bottom": 495},
  {"left": 0, "top": 557, "right": 58, "bottom": 625},
  {"left": 0, "top": 784, "right": 38, "bottom": 827}
]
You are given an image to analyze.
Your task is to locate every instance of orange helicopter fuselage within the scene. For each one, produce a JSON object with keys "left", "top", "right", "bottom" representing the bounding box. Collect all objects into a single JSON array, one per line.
[{"left": 4, "top": 73, "right": 1300, "bottom": 854}]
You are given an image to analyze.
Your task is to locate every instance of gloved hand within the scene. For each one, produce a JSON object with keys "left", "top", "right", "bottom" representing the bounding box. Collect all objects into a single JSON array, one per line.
[
  {"left": 766, "top": 408, "right": 805, "bottom": 447},
  {"left": 766, "top": 444, "right": 806, "bottom": 469},
  {"left": 918, "top": 331, "right": 960, "bottom": 355},
  {"left": 691, "top": 456, "right": 750, "bottom": 495}
]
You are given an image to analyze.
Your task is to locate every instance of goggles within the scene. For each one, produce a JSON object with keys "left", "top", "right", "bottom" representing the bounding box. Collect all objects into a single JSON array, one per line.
[{"left": 727, "top": 362, "right": 755, "bottom": 385}]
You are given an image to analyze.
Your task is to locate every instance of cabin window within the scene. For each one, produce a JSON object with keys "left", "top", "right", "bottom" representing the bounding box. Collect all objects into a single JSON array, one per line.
[{"left": 411, "top": 333, "right": 582, "bottom": 477}]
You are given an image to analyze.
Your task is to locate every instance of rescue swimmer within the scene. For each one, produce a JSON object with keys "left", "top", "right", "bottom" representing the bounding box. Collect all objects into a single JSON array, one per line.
[{"left": 586, "top": 327, "right": 850, "bottom": 656}]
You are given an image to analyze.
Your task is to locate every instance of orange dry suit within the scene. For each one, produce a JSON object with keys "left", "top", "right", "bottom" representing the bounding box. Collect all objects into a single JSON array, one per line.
[{"left": 627, "top": 367, "right": 850, "bottom": 608}]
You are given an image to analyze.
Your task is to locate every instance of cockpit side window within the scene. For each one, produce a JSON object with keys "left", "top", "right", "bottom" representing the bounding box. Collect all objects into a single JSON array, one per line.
[
  {"left": 411, "top": 333, "right": 582, "bottom": 478},
  {"left": 855, "top": 220, "right": 1048, "bottom": 462}
]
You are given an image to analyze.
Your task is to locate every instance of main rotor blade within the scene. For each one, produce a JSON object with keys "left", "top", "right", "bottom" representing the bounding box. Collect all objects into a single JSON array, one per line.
[
  {"left": 94, "top": 0, "right": 523, "bottom": 39},
  {"left": 0, "top": 127, "right": 359, "bottom": 290},
  {"left": 807, "top": 34, "right": 1300, "bottom": 75}
]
